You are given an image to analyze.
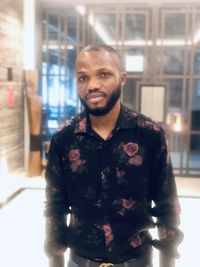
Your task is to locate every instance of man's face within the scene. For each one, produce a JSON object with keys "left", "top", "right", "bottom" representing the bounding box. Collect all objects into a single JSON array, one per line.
[{"left": 75, "top": 49, "right": 126, "bottom": 116}]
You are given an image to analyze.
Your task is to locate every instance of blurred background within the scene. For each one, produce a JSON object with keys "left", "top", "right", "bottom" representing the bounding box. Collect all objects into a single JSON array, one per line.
[{"left": 0, "top": 0, "right": 200, "bottom": 266}]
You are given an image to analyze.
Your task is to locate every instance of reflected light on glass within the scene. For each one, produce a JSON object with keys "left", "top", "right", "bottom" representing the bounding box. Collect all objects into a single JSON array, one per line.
[
  {"left": 60, "top": 85, "right": 65, "bottom": 107},
  {"left": 43, "top": 44, "right": 74, "bottom": 50},
  {"left": 156, "top": 39, "right": 190, "bottom": 46},
  {"left": 174, "top": 114, "right": 182, "bottom": 132},
  {"left": 167, "top": 113, "right": 183, "bottom": 132},
  {"left": 125, "top": 55, "right": 144, "bottom": 72},
  {"left": 75, "top": 5, "right": 86, "bottom": 16},
  {"left": 193, "top": 30, "right": 200, "bottom": 44},
  {"left": 116, "top": 40, "right": 153, "bottom": 46},
  {"left": 75, "top": 7, "right": 199, "bottom": 48},
  {"left": 49, "top": 79, "right": 59, "bottom": 107},
  {"left": 48, "top": 120, "right": 59, "bottom": 129},
  {"left": 76, "top": 6, "right": 112, "bottom": 44},
  {"left": 42, "top": 76, "right": 47, "bottom": 105},
  {"left": 88, "top": 14, "right": 112, "bottom": 44}
]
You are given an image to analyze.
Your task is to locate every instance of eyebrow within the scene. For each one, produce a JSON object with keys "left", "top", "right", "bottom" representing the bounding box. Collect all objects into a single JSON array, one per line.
[
  {"left": 76, "top": 68, "right": 113, "bottom": 74},
  {"left": 76, "top": 71, "right": 86, "bottom": 75}
]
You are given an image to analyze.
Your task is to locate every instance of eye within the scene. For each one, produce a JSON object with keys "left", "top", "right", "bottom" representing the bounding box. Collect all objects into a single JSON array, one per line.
[
  {"left": 98, "top": 72, "right": 112, "bottom": 79},
  {"left": 77, "top": 75, "right": 88, "bottom": 83}
]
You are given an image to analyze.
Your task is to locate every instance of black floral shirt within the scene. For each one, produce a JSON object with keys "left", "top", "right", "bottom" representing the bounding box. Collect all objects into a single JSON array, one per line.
[{"left": 44, "top": 105, "right": 183, "bottom": 263}]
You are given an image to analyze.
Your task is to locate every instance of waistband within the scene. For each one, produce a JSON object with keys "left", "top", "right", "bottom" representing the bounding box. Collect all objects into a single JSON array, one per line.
[{"left": 70, "top": 251, "right": 151, "bottom": 267}]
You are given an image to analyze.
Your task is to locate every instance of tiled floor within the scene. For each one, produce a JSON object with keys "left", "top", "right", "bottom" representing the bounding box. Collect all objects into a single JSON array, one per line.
[{"left": 0, "top": 177, "right": 199, "bottom": 267}]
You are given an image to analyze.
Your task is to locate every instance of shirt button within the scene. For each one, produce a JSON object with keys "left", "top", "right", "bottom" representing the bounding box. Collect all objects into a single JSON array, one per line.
[{"left": 108, "top": 248, "right": 112, "bottom": 252}]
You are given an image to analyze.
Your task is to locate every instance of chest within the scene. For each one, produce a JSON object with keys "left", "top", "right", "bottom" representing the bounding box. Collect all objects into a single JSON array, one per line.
[{"left": 61, "top": 132, "right": 154, "bottom": 196}]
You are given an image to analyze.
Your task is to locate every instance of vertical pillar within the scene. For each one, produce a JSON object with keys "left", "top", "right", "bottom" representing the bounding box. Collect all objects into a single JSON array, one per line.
[{"left": 23, "top": 0, "right": 42, "bottom": 176}]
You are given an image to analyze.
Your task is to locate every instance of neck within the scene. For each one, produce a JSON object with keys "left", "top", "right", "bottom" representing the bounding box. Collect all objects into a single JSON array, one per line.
[{"left": 89, "top": 101, "right": 121, "bottom": 139}]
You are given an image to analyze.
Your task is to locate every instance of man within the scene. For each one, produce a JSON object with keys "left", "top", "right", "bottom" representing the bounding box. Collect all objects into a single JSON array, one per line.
[{"left": 44, "top": 45, "right": 183, "bottom": 267}]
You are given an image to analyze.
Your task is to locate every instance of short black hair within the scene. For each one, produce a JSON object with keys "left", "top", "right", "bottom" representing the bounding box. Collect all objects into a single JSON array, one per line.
[{"left": 77, "top": 44, "right": 124, "bottom": 71}]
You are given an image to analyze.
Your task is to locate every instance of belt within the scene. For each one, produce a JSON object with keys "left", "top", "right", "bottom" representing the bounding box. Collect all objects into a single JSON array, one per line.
[{"left": 70, "top": 251, "right": 150, "bottom": 267}]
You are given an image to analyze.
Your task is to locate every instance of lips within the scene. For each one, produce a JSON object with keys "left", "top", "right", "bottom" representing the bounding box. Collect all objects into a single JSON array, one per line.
[{"left": 86, "top": 92, "right": 106, "bottom": 100}]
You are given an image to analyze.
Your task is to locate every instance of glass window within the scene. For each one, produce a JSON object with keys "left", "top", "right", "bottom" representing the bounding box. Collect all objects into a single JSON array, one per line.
[
  {"left": 164, "top": 13, "right": 186, "bottom": 40},
  {"left": 48, "top": 14, "right": 58, "bottom": 42},
  {"left": 60, "top": 51, "right": 66, "bottom": 75},
  {"left": 167, "top": 130, "right": 188, "bottom": 175},
  {"left": 42, "top": 14, "right": 47, "bottom": 42},
  {"left": 194, "top": 48, "right": 200, "bottom": 75},
  {"left": 78, "top": 15, "right": 84, "bottom": 46},
  {"left": 42, "top": 75, "right": 48, "bottom": 105},
  {"left": 125, "top": 13, "right": 146, "bottom": 42},
  {"left": 66, "top": 48, "right": 76, "bottom": 79},
  {"left": 93, "top": 14, "right": 116, "bottom": 44},
  {"left": 122, "top": 79, "right": 138, "bottom": 111},
  {"left": 60, "top": 16, "right": 66, "bottom": 43},
  {"left": 189, "top": 135, "right": 200, "bottom": 171},
  {"left": 191, "top": 80, "right": 200, "bottom": 130},
  {"left": 194, "top": 13, "right": 200, "bottom": 45},
  {"left": 48, "top": 49, "right": 59, "bottom": 75},
  {"left": 42, "top": 52, "right": 47, "bottom": 75},
  {"left": 163, "top": 48, "right": 184, "bottom": 75},
  {"left": 166, "top": 79, "right": 183, "bottom": 108},
  {"left": 67, "top": 11, "right": 77, "bottom": 45}
]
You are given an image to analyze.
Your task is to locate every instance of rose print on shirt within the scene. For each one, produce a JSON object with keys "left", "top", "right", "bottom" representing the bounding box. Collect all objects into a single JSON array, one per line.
[
  {"left": 116, "top": 168, "right": 126, "bottom": 178},
  {"left": 118, "top": 142, "right": 143, "bottom": 166},
  {"left": 69, "top": 149, "right": 80, "bottom": 161},
  {"left": 113, "top": 198, "right": 135, "bottom": 216},
  {"left": 158, "top": 226, "right": 167, "bottom": 239},
  {"left": 122, "top": 198, "right": 135, "bottom": 209},
  {"left": 116, "top": 168, "right": 127, "bottom": 185},
  {"left": 130, "top": 234, "right": 142, "bottom": 248},
  {"left": 158, "top": 225, "right": 176, "bottom": 240},
  {"left": 68, "top": 149, "right": 86, "bottom": 172},
  {"left": 102, "top": 224, "right": 114, "bottom": 245},
  {"left": 56, "top": 120, "right": 72, "bottom": 132},
  {"left": 123, "top": 142, "right": 138, "bottom": 156},
  {"left": 128, "top": 155, "right": 143, "bottom": 166},
  {"left": 79, "top": 118, "right": 86, "bottom": 132},
  {"left": 143, "top": 120, "right": 160, "bottom": 132}
]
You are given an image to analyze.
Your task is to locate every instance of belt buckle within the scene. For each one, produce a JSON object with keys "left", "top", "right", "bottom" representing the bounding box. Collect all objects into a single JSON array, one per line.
[{"left": 99, "top": 264, "right": 115, "bottom": 267}]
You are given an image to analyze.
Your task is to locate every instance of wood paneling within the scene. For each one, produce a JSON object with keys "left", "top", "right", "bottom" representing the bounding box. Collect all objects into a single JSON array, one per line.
[{"left": 0, "top": 0, "right": 24, "bottom": 173}]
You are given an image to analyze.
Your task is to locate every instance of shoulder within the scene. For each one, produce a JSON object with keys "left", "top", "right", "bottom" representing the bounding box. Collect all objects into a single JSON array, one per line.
[
  {"left": 122, "top": 105, "right": 162, "bottom": 133},
  {"left": 52, "top": 112, "right": 84, "bottom": 142},
  {"left": 133, "top": 111, "right": 167, "bottom": 147},
  {"left": 137, "top": 113, "right": 161, "bottom": 133}
]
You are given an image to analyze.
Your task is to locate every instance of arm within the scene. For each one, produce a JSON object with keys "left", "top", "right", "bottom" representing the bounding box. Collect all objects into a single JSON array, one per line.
[
  {"left": 49, "top": 255, "right": 65, "bottom": 267},
  {"left": 44, "top": 134, "right": 70, "bottom": 267},
  {"left": 159, "top": 251, "right": 175, "bottom": 267},
  {"left": 150, "top": 128, "right": 184, "bottom": 267}
]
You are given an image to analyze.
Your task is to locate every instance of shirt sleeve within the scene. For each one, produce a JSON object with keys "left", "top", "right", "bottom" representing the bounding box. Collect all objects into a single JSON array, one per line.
[
  {"left": 150, "top": 127, "right": 184, "bottom": 259},
  {"left": 44, "top": 134, "right": 70, "bottom": 257}
]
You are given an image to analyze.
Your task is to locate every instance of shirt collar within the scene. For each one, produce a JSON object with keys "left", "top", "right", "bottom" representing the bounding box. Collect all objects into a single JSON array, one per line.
[{"left": 74, "top": 104, "right": 138, "bottom": 134}]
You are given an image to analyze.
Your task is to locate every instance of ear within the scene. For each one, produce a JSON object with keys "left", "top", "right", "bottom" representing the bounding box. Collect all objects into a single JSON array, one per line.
[{"left": 120, "top": 72, "right": 126, "bottom": 87}]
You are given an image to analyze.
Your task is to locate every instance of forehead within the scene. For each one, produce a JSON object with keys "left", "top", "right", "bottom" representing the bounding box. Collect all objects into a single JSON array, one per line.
[{"left": 75, "top": 50, "right": 120, "bottom": 72}]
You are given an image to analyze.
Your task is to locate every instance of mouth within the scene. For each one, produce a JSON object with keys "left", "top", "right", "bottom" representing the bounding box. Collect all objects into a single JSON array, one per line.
[{"left": 85, "top": 92, "right": 106, "bottom": 104}]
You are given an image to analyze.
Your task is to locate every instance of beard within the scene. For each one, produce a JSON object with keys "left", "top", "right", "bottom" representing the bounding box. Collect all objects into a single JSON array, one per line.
[{"left": 79, "top": 84, "right": 121, "bottom": 116}]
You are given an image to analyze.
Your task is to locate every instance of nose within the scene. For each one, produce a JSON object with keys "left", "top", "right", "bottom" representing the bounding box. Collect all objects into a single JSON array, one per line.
[{"left": 87, "top": 76, "right": 101, "bottom": 91}]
